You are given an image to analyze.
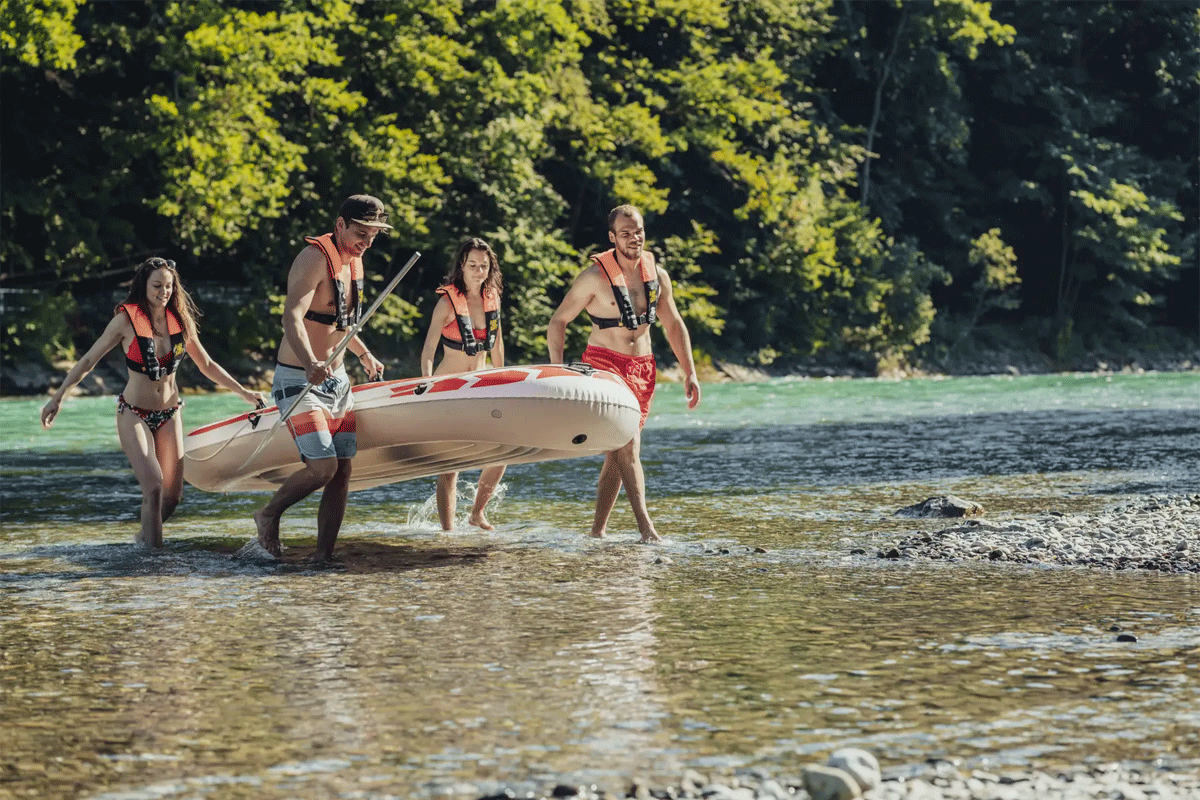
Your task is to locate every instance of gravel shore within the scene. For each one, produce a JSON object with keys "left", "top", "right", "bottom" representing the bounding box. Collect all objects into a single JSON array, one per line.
[
  {"left": 872, "top": 494, "right": 1200, "bottom": 573},
  {"left": 466, "top": 758, "right": 1200, "bottom": 799}
]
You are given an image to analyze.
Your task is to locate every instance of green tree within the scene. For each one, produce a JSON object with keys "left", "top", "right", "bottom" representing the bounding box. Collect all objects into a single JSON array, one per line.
[
  {"left": 5, "top": 0, "right": 1193, "bottom": 384},
  {"left": 970, "top": 1, "right": 1197, "bottom": 356}
]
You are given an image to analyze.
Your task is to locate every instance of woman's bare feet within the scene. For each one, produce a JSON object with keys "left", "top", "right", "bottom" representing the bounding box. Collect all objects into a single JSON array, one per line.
[
  {"left": 468, "top": 476, "right": 500, "bottom": 531},
  {"left": 468, "top": 511, "right": 494, "bottom": 531}
]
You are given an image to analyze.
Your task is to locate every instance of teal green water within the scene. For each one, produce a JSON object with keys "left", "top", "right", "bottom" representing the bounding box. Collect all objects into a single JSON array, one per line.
[
  {"left": 652, "top": 371, "right": 1199, "bottom": 428},
  {"left": 6, "top": 372, "right": 1196, "bottom": 453},
  {"left": 1, "top": 372, "right": 1198, "bottom": 799}
]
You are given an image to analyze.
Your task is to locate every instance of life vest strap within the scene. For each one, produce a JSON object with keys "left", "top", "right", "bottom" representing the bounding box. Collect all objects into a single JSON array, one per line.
[
  {"left": 304, "top": 310, "right": 339, "bottom": 326},
  {"left": 304, "top": 233, "right": 363, "bottom": 330},
  {"left": 436, "top": 284, "right": 499, "bottom": 355},
  {"left": 589, "top": 249, "right": 658, "bottom": 331},
  {"left": 119, "top": 303, "right": 185, "bottom": 381}
]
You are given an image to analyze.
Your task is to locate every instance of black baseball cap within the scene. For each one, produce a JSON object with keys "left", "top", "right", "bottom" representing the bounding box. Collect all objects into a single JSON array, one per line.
[{"left": 338, "top": 194, "right": 393, "bottom": 230}]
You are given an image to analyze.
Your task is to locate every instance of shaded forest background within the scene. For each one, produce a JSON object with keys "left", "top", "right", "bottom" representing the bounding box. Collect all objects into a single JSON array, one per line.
[{"left": 2, "top": 0, "right": 1196, "bottom": 391}]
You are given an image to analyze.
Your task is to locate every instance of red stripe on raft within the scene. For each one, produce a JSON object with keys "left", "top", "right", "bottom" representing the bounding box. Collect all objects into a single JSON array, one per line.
[
  {"left": 357, "top": 377, "right": 426, "bottom": 396},
  {"left": 187, "top": 408, "right": 279, "bottom": 437},
  {"left": 387, "top": 382, "right": 426, "bottom": 398},
  {"left": 427, "top": 377, "right": 470, "bottom": 393},
  {"left": 470, "top": 369, "right": 532, "bottom": 388},
  {"left": 533, "top": 366, "right": 578, "bottom": 379}
]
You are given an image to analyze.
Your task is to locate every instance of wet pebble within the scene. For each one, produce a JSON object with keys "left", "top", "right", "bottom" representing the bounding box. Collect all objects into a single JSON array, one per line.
[{"left": 874, "top": 494, "right": 1200, "bottom": 573}]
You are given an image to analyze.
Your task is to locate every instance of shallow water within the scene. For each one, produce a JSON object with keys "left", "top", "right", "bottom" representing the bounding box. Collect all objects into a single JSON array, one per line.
[{"left": 2, "top": 373, "right": 1198, "bottom": 798}]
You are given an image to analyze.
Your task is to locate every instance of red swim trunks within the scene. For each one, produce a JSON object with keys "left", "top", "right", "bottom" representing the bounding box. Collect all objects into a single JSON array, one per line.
[{"left": 582, "top": 344, "right": 656, "bottom": 429}]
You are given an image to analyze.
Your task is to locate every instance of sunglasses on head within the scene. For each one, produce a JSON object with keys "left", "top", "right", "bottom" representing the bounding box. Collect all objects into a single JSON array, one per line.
[{"left": 148, "top": 258, "right": 176, "bottom": 269}]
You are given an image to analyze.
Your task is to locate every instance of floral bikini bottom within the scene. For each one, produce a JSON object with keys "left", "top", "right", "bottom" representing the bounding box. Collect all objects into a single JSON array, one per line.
[{"left": 117, "top": 395, "right": 184, "bottom": 433}]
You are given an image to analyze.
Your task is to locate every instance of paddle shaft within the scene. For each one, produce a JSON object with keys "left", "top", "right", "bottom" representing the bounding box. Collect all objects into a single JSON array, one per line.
[{"left": 246, "top": 250, "right": 421, "bottom": 463}]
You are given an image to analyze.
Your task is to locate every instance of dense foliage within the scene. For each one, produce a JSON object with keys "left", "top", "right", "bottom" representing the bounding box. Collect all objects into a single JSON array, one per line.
[{"left": 2, "top": 0, "right": 1196, "bottom": 378}]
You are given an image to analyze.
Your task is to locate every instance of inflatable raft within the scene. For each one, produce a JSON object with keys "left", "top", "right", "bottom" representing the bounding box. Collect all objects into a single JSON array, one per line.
[{"left": 183, "top": 364, "right": 639, "bottom": 493}]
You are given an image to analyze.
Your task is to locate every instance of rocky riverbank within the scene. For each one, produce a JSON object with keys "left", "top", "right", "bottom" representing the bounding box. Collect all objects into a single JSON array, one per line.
[
  {"left": 869, "top": 494, "right": 1200, "bottom": 574},
  {"left": 462, "top": 758, "right": 1200, "bottom": 799}
]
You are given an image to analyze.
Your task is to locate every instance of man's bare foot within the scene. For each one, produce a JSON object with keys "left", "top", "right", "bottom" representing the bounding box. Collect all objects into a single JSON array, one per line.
[
  {"left": 639, "top": 529, "right": 661, "bottom": 544},
  {"left": 468, "top": 512, "right": 494, "bottom": 531},
  {"left": 588, "top": 528, "right": 606, "bottom": 538},
  {"left": 134, "top": 533, "right": 154, "bottom": 549},
  {"left": 253, "top": 508, "right": 282, "bottom": 557}
]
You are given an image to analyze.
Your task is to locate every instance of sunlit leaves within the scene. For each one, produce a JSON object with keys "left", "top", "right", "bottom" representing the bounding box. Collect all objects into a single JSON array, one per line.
[
  {"left": 968, "top": 228, "right": 1020, "bottom": 305},
  {"left": 922, "top": 0, "right": 1016, "bottom": 59},
  {"left": 0, "top": 0, "right": 84, "bottom": 70},
  {"left": 147, "top": 1, "right": 358, "bottom": 251}
]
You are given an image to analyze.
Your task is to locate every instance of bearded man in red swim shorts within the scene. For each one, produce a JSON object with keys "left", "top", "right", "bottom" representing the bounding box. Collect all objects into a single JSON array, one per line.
[{"left": 547, "top": 204, "right": 702, "bottom": 542}]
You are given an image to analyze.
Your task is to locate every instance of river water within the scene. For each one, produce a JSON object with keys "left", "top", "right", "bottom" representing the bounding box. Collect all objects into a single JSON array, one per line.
[{"left": 2, "top": 373, "right": 1198, "bottom": 798}]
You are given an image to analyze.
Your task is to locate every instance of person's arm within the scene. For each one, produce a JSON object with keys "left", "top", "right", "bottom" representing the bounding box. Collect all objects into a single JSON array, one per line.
[
  {"left": 41, "top": 314, "right": 128, "bottom": 428},
  {"left": 654, "top": 264, "right": 701, "bottom": 410},
  {"left": 348, "top": 335, "right": 385, "bottom": 381},
  {"left": 419, "top": 296, "right": 452, "bottom": 377},
  {"left": 281, "top": 248, "right": 330, "bottom": 385},
  {"left": 490, "top": 320, "right": 505, "bottom": 369},
  {"left": 185, "top": 338, "right": 265, "bottom": 406},
  {"left": 546, "top": 269, "right": 594, "bottom": 364}
]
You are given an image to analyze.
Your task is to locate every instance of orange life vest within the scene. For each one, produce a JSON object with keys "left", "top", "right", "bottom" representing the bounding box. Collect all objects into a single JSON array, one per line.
[
  {"left": 587, "top": 249, "right": 659, "bottom": 330},
  {"left": 437, "top": 284, "right": 500, "bottom": 356},
  {"left": 302, "top": 233, "right": 363, "bottom": 331},
  {"left": 119, "top": 303, "right": 186, "bottom": 381}
]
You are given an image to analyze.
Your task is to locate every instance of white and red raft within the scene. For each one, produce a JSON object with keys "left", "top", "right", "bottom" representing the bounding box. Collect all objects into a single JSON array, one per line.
[{"left": 183, "top": 364, "right": 639, "bottom": 493}]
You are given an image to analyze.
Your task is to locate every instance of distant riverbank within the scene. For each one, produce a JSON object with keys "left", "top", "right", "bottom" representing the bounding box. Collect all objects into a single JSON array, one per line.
[
  {"left": 3, "top": 339, "right": 1197, "bottom": 397},
  {"left": 666, "top": 340, "right": 1200, "bottom": 383}
]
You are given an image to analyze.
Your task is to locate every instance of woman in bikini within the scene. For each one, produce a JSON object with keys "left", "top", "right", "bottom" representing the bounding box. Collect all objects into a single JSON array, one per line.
[
  {"left": 418, "top": 237, "right": 507, "bottom": 531},
  {"left": 41, "top": 257, "right": 264, "bottom": 548}
]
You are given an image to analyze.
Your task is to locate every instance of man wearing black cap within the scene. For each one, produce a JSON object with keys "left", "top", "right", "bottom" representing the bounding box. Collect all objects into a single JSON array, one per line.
[{"left": 253, "top": 194, "right": 392, "bottom": 560}]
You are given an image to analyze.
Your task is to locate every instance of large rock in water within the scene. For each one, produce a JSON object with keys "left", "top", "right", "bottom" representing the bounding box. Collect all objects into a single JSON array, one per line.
[{"left": 895, "top": 495, "right": 984, "bottom": 518}]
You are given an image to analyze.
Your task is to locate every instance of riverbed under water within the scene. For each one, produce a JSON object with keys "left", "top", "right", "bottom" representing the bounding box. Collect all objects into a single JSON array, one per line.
[{"left": 1, "top": 372, "right": 1198, "bottom": 798}]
